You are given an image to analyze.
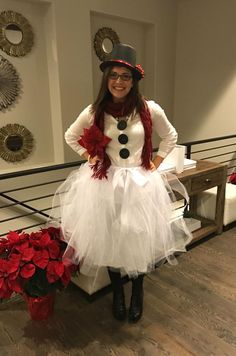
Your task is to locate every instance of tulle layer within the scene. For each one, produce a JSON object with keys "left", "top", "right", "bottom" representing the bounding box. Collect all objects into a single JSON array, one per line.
[{"left": 50, "top": 163, "right": 192, "bottom": 277}]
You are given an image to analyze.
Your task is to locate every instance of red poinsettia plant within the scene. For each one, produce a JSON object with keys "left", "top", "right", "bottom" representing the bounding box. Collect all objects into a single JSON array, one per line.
[
  {"left": 0, "top": 227, "right": 77, "bottom": 299},
  {"left": 229, "top": 172, "right": 236, "bottom": 184}
]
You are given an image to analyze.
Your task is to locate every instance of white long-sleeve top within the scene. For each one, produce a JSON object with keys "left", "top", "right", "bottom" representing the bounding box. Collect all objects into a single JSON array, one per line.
[{"left": 65, "top": 100, "right": 177, "bottom": 167}]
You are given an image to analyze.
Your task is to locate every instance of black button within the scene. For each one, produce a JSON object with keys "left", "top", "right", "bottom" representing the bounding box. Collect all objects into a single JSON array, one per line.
[
  {"left": 118, "top": 134, "right": 128, "bottom": 144},
  {"left": 119, "top": 148, "right": 130, "bottom": 159},
  {"left": 117, "top": 120, "right": 127, "bottom": 130}
]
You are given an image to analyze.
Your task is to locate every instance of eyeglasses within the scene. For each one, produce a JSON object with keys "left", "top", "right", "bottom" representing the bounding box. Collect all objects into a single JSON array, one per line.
[{"left": 109, "top": 72, "right": 132, "bottom": 82}]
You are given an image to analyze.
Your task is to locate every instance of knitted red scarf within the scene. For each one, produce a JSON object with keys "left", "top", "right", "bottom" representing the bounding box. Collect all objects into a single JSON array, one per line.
[{"left": 92, "top": 99, "right": 152, "bottom": 179}]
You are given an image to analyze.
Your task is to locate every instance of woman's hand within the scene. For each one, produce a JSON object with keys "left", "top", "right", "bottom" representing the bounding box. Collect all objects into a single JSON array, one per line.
[
  {"left": 82, "top": 152, "right": 101, "bottom": 165},
  {"left": 150, "top": 155, "right": 164, "bottom": 171},
  {"left": 88, "top": 155, "right": 101, "bottom": 165},
  {"left": 149, "top": 161, "right": 156, "bottom": 172}
]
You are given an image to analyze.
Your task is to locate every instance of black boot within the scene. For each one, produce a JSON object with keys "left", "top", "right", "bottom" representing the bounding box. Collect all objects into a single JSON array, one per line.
[
  {"left": 128, "top": 274, "right": 144, "bottom": 323},
  {"left": 107, "top": 268, "right": 126, "bottom": 321}
]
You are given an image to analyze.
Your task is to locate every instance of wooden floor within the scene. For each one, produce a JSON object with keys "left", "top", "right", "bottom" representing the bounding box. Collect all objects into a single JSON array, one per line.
[{"left": 1, "top": 227, "right": 236, "bottom": 356}]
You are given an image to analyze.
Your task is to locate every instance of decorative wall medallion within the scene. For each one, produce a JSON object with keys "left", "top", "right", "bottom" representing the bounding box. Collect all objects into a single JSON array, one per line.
[
  {"left": 94, "top": 27, "right": 120, "bottom": 61},
  {"left": 0, "top": 55, "right": 20, "bottom": 110},
  {"left": 0, "top": 10, "right": 34, "bottom": 57},
  {"left": 0, "top": 124, "right": 34, "bottom": 162}
]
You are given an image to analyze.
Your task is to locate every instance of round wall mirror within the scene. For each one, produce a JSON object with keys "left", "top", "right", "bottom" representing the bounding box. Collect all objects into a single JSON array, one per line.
[
  {"left": 94, "top": 27, "right": 120, "bottom": 61},
  {"left": 102, "top": 37, "right": 113, "bottom": 54},
  {"left": 5, "top": 23, "right": 23, "bottom": 44},
  {"left": 5, "top": 135, "right": 23, "bottom": 151},
  {"left": 0, "top": 10, "right": 34, "bottom": 57},
  {"left": 0, "top": 124, "right": 34, "bottom": 162}
]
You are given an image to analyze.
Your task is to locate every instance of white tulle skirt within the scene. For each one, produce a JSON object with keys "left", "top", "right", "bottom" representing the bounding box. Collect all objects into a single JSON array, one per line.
[{"left": 50, "top": 163, "right": 192, "bottom": 277}]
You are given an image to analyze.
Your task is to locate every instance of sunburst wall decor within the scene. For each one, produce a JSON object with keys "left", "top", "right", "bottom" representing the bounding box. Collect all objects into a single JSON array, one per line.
[
  {"left": 94, "top": 27, "right": 120, "bottom": 61},
  {"left": 0, "top": 123, "right": 34, "bottom": 162},
  {"left": 0, "top": 55, "right": 20, "bottom": 110},
  {"left": 0, "top": 10, "right": 34, "bottom": 57}
]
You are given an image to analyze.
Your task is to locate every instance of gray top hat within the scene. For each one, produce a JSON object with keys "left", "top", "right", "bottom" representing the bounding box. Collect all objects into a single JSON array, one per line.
[{"left": 100, "top": 43, "right": 144, "bottom": 80}]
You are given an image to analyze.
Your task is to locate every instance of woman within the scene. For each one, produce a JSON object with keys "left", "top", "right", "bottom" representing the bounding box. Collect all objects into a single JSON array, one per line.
[{"left": 53, "top": 44, "right": 192, "bottom": 323}]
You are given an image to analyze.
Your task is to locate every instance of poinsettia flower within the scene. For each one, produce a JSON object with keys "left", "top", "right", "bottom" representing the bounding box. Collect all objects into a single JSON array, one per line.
[
  {"left": 0, "top": 277, "right": 4, "bottom": 289},
  {"left": 9, "top": 253, "right": 21, "bottom": 263},
  {"left": 0, "top": 238, "right": 11, "bottom": 253},
  {"left": 19, "top": 232, "right": 29, "bottom": 241},
  {"left": 14, "top": 240, "right": 29, "bottom": 253},
  {"left": 6, "top": 231, "right": 20, "bottom": 245},
  {"left": 48, "top": 240, "right": 60, "bottom": 259},
  {"left": 42, "top": 227, "right": 61, "bottom": 239},
  {"left": 7, "top": 257, "right": 20, "bottom": 274},
  {"left": 38, "top": 232, "right": 51, "bottom": 247},
  {"left": 229, "top": 172, "right": 236, "bottom": 184},
  {"left": 0, "top": 259, "right": 7, "bottom": 274},
  {"left": 29, "top": 231, "right": 43, "bottom": 247},
  {"left": 46, "top": 261, "right": 65, "bottom": 283},
  {"left": 0, "top": 279, "right": 13, "bottom": 299},
  {"left": 20, "top": 263, "right": 36, "bottom": 279},
  {"left": 62, "top": 256, "right": 73, "bottom": 267},
  {"left": 8, "top": 269, "right": 20, "bottom": 280},
  {"left": 61, "top": 267, "right": 71, "bottom": 287},
  {"left": 78, "top": 124, "right": 111, "bottom": 158},
  {"left": 20, "top": 247, "right": 35, "bottom": 262},
  {"left": 8, "top": 254, "right": 21, "bottom": 272},
  {"left": 0, "top": 237, "right": 8, "bottom": 246},
  {"left": 8, "top": 278, "right": 23, "bottom": 293},
  {"left": 33, "top": 250, "right": 49, "bottom": 269},
  {"left": 54, "top": 262, "right": 65, "bottom": 278},
  {"left": 0, "top": 258, "right": 19, "bottom": 278},
  {"left": 0, "top": 228, "right": 77, "bottom": 299},
  {"left": 14, "top": 241, "right": 31, "bottom": 256}
]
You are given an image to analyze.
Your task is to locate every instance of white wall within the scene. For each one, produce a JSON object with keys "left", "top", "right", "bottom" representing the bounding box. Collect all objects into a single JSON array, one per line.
[
  {"left": 52, "top": 0, "right": 178, "bottom": 161},
  {"left": 0, "top": 0, "right": 57, "bottom": 171},
  {"left": 0, "top": 0, "right": 178, "bottom": 170},
  {"left": 174, "top": 0, "right": 236, "bottom": 142},
  {"left": 4, "top": 0, "right": 236, "bottom": 169}
]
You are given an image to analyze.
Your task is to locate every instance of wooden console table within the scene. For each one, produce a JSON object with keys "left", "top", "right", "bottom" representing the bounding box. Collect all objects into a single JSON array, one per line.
[{"left": 176, "top": 160, "right": 227, "bottom": 244}]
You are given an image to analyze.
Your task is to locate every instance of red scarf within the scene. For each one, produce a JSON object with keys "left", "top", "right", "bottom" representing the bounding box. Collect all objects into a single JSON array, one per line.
[{"left": 92, "top": 99, "right": 152, "bottom": 179}]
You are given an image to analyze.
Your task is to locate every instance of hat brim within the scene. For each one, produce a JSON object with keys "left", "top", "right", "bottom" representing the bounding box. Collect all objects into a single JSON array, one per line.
[{"left": 100, "top": 60, "right": 142, "bottom": 81}]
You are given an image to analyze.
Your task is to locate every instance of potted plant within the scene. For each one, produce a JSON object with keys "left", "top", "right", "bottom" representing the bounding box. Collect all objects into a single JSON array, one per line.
[{"left": 0, "top": 227, "right": 77, "bottom": 320}]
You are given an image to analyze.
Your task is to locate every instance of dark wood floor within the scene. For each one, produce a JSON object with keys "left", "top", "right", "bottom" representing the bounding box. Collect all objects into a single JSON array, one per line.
[{"left": 1, "top": 227, "right": 236, "bottom": 356}]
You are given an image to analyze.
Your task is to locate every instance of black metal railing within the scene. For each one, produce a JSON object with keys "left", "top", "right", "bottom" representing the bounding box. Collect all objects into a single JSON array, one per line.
[
  {"left": 1, "top": 134, "right": 236, "bottom": 237},
  {"left": 181, "top": 134, "right": 236, "bottom": 176},
  {"left": 0, "top": 160, "right": 85, "bottom": 237}
]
